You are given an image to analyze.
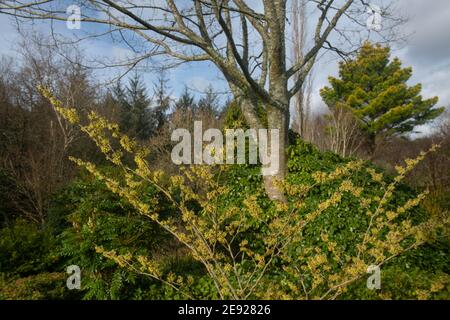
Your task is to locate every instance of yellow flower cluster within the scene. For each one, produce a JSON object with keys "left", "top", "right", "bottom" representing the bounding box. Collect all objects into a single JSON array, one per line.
[{"left": 39, "top": 86, "right": 446, "bottom": 300}]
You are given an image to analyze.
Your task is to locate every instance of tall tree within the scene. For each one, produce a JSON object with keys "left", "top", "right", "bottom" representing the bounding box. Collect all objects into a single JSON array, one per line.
[
  {"left": 112, "top": 79, "right": 130, "bottom": 131},
  {"left": 116, "top": 74, "right": 153, "bottom": 140},
  {"left": 291, "top": 0, "right": 313, "bottom": 139},
  {"left": 320, "top": 42, "right": 444, "bottom": 155},
  {"left": 152, "top": 71, "right": 171, "bottom": 132},
  {"left": 0, "top": 41, "right": 92, "bottom": 224},
  {"left": 197, "top": 85, "right": 220, "bottom": 118},
  {"left": 0, "top": 1, "right": 401, "bottom": 200},
  {"left": 175, "top": 86, "right": 196, "bottom": 112}
]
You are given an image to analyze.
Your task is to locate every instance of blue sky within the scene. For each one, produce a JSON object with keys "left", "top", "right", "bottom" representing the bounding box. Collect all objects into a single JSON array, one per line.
[{"left": 0, "top": 0, "right": 449, "bottom": 135}]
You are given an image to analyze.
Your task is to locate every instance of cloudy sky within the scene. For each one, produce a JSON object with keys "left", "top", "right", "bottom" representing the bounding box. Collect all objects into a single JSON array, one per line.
[
  {"left": 311, "top": 0, "right": 450, "bottom": 116},
  {"left": 0, "top": 0, "right": 449, "bottom": 135}
]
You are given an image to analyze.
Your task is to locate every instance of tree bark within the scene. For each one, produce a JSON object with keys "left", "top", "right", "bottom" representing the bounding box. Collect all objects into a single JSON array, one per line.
[
  {"left": 238, "top": 94, "right": 289, "bottom": 203},
  {"left": 263, "top": 105, "right": 289, "bottom": 202}
]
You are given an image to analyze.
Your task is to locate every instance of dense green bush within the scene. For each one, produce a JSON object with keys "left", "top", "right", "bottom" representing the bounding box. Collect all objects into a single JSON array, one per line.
[
  {"left": 343, "top": 241, "right": 449, "bottom": 299},
  {"left": 0, "top": 219, "right": 71, "bottom": 300},
  {"left": 1, "top": 138, "right": 448, "bottom": 300},
  {"left": 51, "top": 170, "right": 171, "bottom": 299},
  {"left": 0, "top": 219, "right": 59, "bottom": 276},
  {"left": 216, "top": 138, "right": 449, "bottom": 299},
  {"left": 0, "top": 272, "right": 76, "bottom": 300}
]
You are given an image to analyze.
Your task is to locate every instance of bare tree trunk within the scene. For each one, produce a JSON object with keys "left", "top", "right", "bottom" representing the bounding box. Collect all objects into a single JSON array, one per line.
[
  {"left": 0, "top": 0, "right": 380, "bottom": 201},
  {"left": 263, "top": 105, "right": 289, "bottom": 202},
  {"left": 291, "top": 0, "right": 313, "bottom": 139},
  {"left": 238, "top": 93, "right": 289, "bottom": 202}
]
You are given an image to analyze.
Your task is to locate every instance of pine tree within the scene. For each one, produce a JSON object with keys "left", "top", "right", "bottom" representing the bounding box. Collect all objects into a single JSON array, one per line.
[
  {"left": 320, "top": 42, "right": 444, "bottom": 154},
  {"left": 152, "top": 71, "right": 171, "bottom": 131},
  {"left": 112, "top": 80, "right": 132, "bottom": 132},
  {"left": 175, "top": 86, "right": 196, "bottom": 112},
  {"left": 125, "top": 74, "right": 155, "bottom": 140},
  {"left": 197, "top": 85, "right": 220, "bottom": 118}
]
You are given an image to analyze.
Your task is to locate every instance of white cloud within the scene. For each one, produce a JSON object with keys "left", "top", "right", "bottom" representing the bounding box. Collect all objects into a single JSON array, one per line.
[{"left": 188, "top": 76, "right": 210, "bottom": 92}]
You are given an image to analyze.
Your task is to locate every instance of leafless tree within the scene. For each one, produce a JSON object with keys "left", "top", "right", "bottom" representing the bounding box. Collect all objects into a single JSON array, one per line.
[
  {"left": 291, "top": 0, "right": 313, "bottom": 140},
  {"left": 0, "top": 36, "right": 95, "bottom": 224},
  {"left": 324, "top": 105, "right": 364, "bottom": 157},
  {"left": 0, "top": 0, "right": 404, "bottom": 201}
]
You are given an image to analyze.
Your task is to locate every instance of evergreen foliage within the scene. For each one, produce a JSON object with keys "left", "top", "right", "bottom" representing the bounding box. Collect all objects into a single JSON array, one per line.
[{"left": 320, "top": 42, "right": 444, "bottom": 151}]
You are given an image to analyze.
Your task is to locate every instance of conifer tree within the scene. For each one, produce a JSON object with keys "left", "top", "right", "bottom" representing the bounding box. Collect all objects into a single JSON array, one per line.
[
  {"left": 152, "top": 71, "right": 171, "bottom": 131},
  {"left": 320, "top": 42, "right": 444, "bottom": 154},
  {"left": 112, "top": 80, "right": 132, "bottom": 133},
  {"left": 175, "top": 86, "right": 196, "bottom": 112},
  {"left": 197, "top": 85, "right": 220, "bottom": 118},
  {"left": 127, "top": 73, "right": 153, "bottom": 140}
]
